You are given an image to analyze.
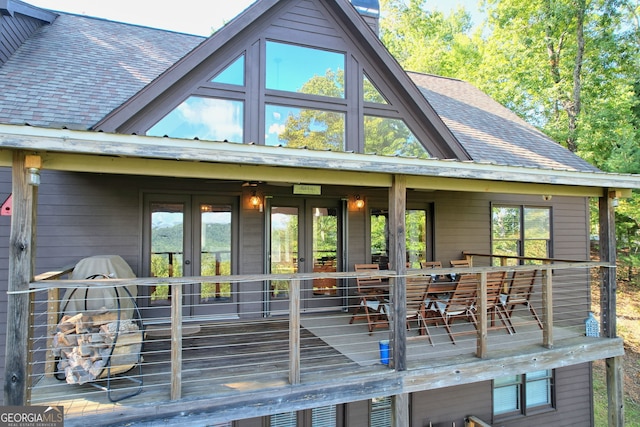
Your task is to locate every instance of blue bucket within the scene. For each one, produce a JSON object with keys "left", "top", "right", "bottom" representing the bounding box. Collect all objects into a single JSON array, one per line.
[{"left": 379, "top": 340, "right": 390, "bottom": 365}]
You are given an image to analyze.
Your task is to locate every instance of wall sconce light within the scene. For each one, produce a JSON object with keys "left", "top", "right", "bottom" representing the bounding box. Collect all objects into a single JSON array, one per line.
[
  {"left": 354, "top": 195, "right": 365, "bottom": 210},
  {"left": 612, "top": 198, "right": 619, "bottom": 207},
  {"left": 249, "top": 191, "right": 263, "bottom": 212},
  {"left": 25, "top": 155, "right": 41, "bottom": 187},
  {"left": 542, "top": 195, "right": 552, "bottom": 201}
]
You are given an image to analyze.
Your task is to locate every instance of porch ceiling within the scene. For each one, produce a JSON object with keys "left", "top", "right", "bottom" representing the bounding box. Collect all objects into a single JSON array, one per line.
[{"left": 1, "top": 124, "right": 640, "bottom": 197}]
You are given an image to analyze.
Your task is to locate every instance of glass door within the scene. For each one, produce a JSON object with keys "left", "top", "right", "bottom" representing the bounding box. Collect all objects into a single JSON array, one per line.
[
  {"left": 143, "top": 194, "right": 237, "bottom": 320},
  {"left": 268, "top": 199, "right": 342, "bottom": 315}
]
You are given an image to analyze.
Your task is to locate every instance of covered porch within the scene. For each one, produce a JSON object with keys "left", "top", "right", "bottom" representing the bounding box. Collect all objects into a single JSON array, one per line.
[{"left": 27, "top": 261, "right": 621, "bottom": 426}]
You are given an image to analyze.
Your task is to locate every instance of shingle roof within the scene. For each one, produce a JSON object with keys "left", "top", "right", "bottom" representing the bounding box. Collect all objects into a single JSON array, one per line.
[
  {"left": 0, "top": 13, "right": 204, "bottom": 129},
  {"left": 409, "top": 72, "right": 600, "bottom": 173},
  {"left": 0, "top": 9, "right": 599, "bottom": 173}
]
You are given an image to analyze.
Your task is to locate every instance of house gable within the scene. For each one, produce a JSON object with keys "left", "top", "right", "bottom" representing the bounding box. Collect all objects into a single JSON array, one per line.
[
  {"left": 95, "top": 0, "right": 470, "bottom": 160},
  {"left": 0, "top": 0, "right": 56, "bottom": 65}
]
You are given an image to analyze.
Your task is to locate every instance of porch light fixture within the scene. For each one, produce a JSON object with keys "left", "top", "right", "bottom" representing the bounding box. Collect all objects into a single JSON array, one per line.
[
  {"left": 25, "top": 155, "right": 41, "bottom": 187},
  {"left": 249, "top": 191, "right": 262, "bottom": 211},
  {"left": 354, "top": 195, "right": 365, "bottom": 210}
]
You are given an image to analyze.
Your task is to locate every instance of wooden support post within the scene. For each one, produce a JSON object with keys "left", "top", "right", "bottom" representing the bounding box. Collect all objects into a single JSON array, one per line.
[
  {"left": 600, "top": 190, "right": 624, "bottom": 427},
  {"left": 542, "top": 267, "right": 553, "bottom": 348},
  {"left": 606, "top": 356, "right": 624, "bottom": 427},
  {"left": 4, "top": 151, "right": 37, "bottom": 405},
  {"left": 170, "top": 283, "right": 183, "bottom": 401},
  {"left": 388, "top": 175, "right": 407, "bottom": 372},
  {"left": 289, "top": 278, "right": 301, "bottom": 384},
  {"left": 391, "top": 393, "right": 409, "bottom": 427},
  {"left": 477, "top": 272, "right": 488, "bottom": 358},
  {"left": 44, "top": 287, "right": 60, "bottom": 376}
]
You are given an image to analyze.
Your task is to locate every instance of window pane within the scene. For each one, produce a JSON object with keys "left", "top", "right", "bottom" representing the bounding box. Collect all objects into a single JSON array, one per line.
[
  {"left": 492, "top": 206, "right": 520, "bottom": 239},
  {"left": 266, "top": 41, "right": 345, "bottom": 98},
  {"left": 271, "top": 412, "right": 296, "bottom": 427},
  {"left": 524, "top": 208, "right": 550, "bottom": 239},
  {"left": 364, "top": 116, "right": 429, "bottom": 159},
  {"left": 148, "top": 96, "right": 243, "bottom": 143},
  {"left": 526, "top": 379, "right": 551, "bottom": 407},
  {"left": 363, "top": 74, "right": 387, "bottom": 104},
  {"left": 371, "top": 397, "right": 391, "bottom": 427},
  {"left": 406, "top": 210, "right": 426, "bottom": 268},
  {"left": 524, "top": 239, "right": 548, "bottom": 260},
  {"left": 493, "top": 384, "right": 520, "bottom": 414},
  {"left": 211, "top": 55, "right": 245, "bottom": 86},
  {"left": 312, "top": 405, "right": 336, "bottom": 426},
  {"left": 265, "top": 104, "right": 345, "bottom": 150},
  {"left": 200, "top": 205, "right": 232, "bottom": 302}
]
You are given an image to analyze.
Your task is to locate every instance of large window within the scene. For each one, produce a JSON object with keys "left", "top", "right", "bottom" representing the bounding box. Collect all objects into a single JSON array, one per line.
[
  {"left": 266, "top": 41, "right": 345, "bottom": 98},
  {"left": 265, "top": 104, "right": 345, "bottom": 150},
  {"left": 148, "top": 96, "right": 244, "bottom": 143},
  {"left": 371, "top": 208, "right": 429, "bottom": 268},
  {"left": 364, "top": 116, "right": 429, "bottom": 159},
  {"left": 493, "top": 370, "right": 554, "bottom": 418},
  {"left": 492, "top": 205, "right": 551, "bottom": 264}
]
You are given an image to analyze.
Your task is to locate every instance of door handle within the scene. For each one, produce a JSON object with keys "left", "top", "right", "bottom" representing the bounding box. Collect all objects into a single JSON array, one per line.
[
  {"left": 185, "top": 260, "right": 191, "bottom": 265},
  {"left": 299, "top": 258, "right": 305, "bottom": 262}
]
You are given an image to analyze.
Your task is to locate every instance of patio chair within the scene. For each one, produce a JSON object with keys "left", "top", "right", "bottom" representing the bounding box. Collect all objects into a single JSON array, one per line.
[
  {"left": 349, "top": 264, "right": 388, "bottom": 334},
  {"left": 449, "top": 259, "right": 471, "bottom": 268},
  {"left": 499, "top": 269, "right": 543, "bottom": 332},
  {"left": 425, "top": 273, "right": 478, "bottom": 344},
  {"left": 484, "top": 270, "right": 512, "bottom": 334},
  {"left": 405, "top": 275, "right": 433, "bottom": 345}
]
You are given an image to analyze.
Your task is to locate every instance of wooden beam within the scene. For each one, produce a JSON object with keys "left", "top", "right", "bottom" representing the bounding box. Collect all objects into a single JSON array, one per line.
[
  {"left": 606, "top": 356, "right": 624, "bottom": 427},
  {"left": 388, "top": 175, "right": 407, "bottom": 372},
  {"left": 542, "top": 267, "right": 554, "bottom": 348},
  {"left": 391, "top": 393, "right": 409, "bottom": 427},
  {"left": 170, "top": 284, "right": 183, "bottom": 401},
  {"left": 477, "top": 272, "right": 488, "bottom": 358},
  {"left": 4, "top": 151, "right": 37, "bottom": 405},
  {"left": 289, "top": 279, "right": 301, "bottom": 384},
  {"left": 599, "top": 191, "right": 624, "bottom": 427}
]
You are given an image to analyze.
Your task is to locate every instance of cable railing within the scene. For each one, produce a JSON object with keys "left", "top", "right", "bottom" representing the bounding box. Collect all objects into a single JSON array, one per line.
[{"left": 26, "top": 260, "right": 612, "bottom": 418}]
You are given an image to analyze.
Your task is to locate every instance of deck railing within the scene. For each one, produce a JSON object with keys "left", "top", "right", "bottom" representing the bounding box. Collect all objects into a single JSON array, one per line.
[{"left": 27, "top": 260, "right": 610, "bottom": 412}]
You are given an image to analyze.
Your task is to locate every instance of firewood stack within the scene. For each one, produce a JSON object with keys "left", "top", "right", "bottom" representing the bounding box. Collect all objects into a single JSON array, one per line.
[{"left": 53, "top": 309, "right": 143, "bottom": 385}]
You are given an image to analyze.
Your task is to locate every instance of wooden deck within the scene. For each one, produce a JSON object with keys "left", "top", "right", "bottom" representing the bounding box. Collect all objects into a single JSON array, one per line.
[{"left": 29, "top": 312, "right": 620, "bottom": 426}]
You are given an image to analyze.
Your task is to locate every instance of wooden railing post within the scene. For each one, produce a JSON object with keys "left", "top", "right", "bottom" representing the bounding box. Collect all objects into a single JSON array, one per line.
[
  {"left": 44, "top": 287, "right": 60, "bottom": 376},
  {"left": 542, "top": 267, "right": 553, "bottom": 348},
  {"left": 477, "top": 272, "right": 488, "bottom": 358},
  {"left": 289, "top": 278, "right": 301, "bottom": 384},
  {"left": 170, "top": 283, "right": 183, "bottom": 400}
]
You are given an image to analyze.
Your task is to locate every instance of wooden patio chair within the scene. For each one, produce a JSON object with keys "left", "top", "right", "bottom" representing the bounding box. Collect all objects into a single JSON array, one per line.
[
  {"left": 425, "top": 273, "right": 478, "bottom": 344},
  {"left": 499, "top": 269, "right": 543, "bottom": 332},
  {"left": 349, "top": 264, "right": 388, "bottom": 334},
  {"left": 449, "top": 259, "right": 471, "bottom": 268},
  {"left": 484, "top": 270, "right": 512, "bottom": 334},
  {"left": 406, "top": 275, "right": 433, "bottom": 345}
]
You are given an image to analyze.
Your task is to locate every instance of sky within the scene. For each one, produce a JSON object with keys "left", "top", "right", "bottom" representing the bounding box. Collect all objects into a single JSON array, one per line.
[{"left": 27, "top": 0, "right": 483, "bottom": 36}]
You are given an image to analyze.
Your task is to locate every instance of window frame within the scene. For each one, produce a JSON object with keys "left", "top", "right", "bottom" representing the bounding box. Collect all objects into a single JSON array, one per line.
[
  {"left": 492, "top": 370, "right": 556, "bottom": 421},
  {"left": 491, "top": 204, "right": 552, "bottom": 264}
]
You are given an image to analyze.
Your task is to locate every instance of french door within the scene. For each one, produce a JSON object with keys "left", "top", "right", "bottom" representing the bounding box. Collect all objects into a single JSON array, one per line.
[
  {"left": 267, "top": 198, "right": 345, "bottom": 314},
  {"left": 142, "top": 193, "right": 237, "bottom": 320}
]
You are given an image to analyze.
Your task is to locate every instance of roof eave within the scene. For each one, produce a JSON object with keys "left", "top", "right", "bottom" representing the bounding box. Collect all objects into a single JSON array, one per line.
[{"left": 1, "top": 125, "right": 638, "bottom": 193}]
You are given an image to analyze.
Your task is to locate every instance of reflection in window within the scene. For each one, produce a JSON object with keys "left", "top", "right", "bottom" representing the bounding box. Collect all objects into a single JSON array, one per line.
[
  {"left": 492, "top": 205, "right": 551, "bottom": 265},
  {"left": 364, "top": 116, "right": 429, "bottom": 159},
  {"left": 148, "top": 96, "right": 244, "bottom": 143},
  {"left": 200, "top": 205, "right": 232, "bottom": 302},
  {"left": 371, "top": 208, "right": 427, "bottom": 268},
  {"left": 266, "top": 41, "right": 345, "bottom": 98},
  {"left": 363, "top": 74, "right": 387, "bottom": 104},
  {"left": 265, "top": 104, "right": 345, "bottom": 150},
  {"left": 211, "top": 54, "right": 245, "bottom": 86}
]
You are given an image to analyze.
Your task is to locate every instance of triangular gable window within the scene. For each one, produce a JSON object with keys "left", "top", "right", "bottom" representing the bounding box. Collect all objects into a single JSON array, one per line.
[
  {"left": 363, "top": 74, "right": 387, "bottom": 104},
  {"left": 364, "top": 116, "right": 428, "bottom": 159},
  {"left": 211, "top": 54, "right": 245, "bottom": 86}
]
